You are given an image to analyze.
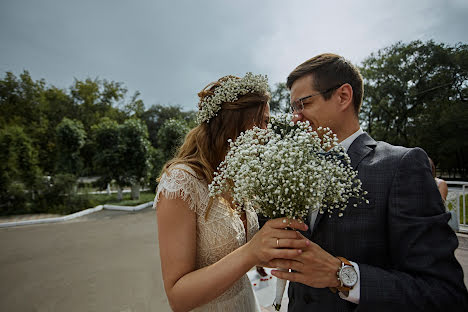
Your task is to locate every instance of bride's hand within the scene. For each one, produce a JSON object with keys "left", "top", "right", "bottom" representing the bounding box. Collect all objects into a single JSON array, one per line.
[{"left": 246, "top": 218, "right": 310, "bottom": 267}]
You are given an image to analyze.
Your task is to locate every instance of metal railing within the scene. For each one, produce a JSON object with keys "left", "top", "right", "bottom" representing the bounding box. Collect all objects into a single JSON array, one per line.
[{"left": 446, "top": 181, "right": 468, "bottom": 233}]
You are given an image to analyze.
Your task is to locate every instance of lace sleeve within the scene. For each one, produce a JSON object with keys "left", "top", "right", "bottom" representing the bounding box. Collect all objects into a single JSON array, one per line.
[{"left": 153, "top": 165, "right": 203, "bottom": 213}]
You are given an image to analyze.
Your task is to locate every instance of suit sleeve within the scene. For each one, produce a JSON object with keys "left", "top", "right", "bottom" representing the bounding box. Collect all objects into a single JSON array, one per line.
[{"left": 357, "top": 148, "right": 468, "bottom": 312}]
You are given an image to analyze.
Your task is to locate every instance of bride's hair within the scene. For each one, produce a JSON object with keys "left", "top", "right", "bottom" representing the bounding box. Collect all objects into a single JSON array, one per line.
[{"left": 159, "top": 75, "right": 270, "bottom": 186}]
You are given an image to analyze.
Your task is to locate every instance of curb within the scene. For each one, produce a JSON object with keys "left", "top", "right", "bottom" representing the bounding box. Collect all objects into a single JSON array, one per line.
[
  {"left": 0, "top": 201, "right": 154, "bottom": 228},
  {"left": 102, "top": 201, "right": 153, "bottom": 212}
]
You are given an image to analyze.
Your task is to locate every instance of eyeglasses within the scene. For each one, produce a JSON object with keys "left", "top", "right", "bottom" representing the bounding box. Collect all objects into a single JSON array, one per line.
[{"left": 290, "top": 84, "right": 343, "bottom": 113}]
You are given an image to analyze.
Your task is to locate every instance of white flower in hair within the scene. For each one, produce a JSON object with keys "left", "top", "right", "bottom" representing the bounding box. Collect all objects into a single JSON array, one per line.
[{"left": 196, "top": 72, "right": 269, "bottom": 124}]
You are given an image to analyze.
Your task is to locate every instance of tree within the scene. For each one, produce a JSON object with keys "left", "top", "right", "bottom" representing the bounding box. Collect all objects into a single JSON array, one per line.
[
  {"left": 269, "top": 82, "right": 291, "bottom": 113},
  {"left": 92, "top": 118, "right": 125, "bottom": 199},
  {"left": 0, "top": 71, "right": 46, "bottom": 130},
  {"left": 0, "top": 71, "right": 56, "bottom": 173},
  {"left": 55, "top": 118, "right": 87, "bottom": 175},
  {"left": 359, "top": 40, "right": 468, "bottom": 178},
  {"left": 0, "top": 125, "right": 41, "bottom": 215},
  {"left": 70, "top": 78, "right": 127, "bottom": 130},
  {"left": 157, "top": 118, "right": 190, "bottom": 160},
  {"left": 39, "top": 86, "right": 76, "bottom": 174},
  {"left": 92, "top": 118, "right": 153, "bottom": 200},
  {"left": 123, "top": 91, "right": 145, "bottom": 118},
  {"left": 148, "top": 147, "right": 165, "bottom": 192},
  {"left": 140, "top": 104, "right": 195, "bottom": 148},
  {"left": 119, "top": 118, "right": 153, "bottom": 199},
  {"left": 0, "top": 70, "right": 157, "bottom": 212}
]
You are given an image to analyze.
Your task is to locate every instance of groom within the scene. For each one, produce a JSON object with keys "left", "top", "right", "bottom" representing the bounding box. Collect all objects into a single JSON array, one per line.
[{"left": 270, "top": 53, "right": 468, "bottom": 311}]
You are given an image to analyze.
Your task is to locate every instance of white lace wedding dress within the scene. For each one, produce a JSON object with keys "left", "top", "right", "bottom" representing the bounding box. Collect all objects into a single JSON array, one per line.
[{"left": 154, "top": 164, "right": 261, "bottom": 312}]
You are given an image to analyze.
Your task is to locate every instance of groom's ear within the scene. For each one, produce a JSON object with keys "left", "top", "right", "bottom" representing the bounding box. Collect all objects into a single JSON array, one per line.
[{"left": 337, "top": 83, "right": 353, "bottom": 112}]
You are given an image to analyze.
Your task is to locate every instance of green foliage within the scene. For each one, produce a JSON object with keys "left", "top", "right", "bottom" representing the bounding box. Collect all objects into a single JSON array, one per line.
[
  {"left": 269, "top": 82, "right": 290, "bottom": 113},
  {"left": 157, "top": 118, "right": 190, "bottom": 159},
  {"left": 140, "top": 104, "right": 195, "bottom": 147},
  {"left": 0, "top": 70, "right": 178, "bottom": 213},
  {"left": 0, "top": 125, "right": 41, "bottom": 187},
  {"left": 0, "top": 182, "right": 29, "bottom": 216},
  {"left": 91, "top": 118, "right": 123, "bottom": 187},
  {"left": 34, "top": 174, "right": 95, "bottom": 215},
  {"left": 0, "top": 71, "right": 46, "bottom": 130},
  {"left": 0, "top": 71, "right": 55, "bottom": 173},
  {"left": 123, "top": 91, "right": 145, "bottom": 118},
  {"left": 55, "top": 118, "right": 87, "bottom": 174},
  {"left": 70, "top": 78, "right": 127, "bottom": 129},
  {"left": 0, "top": 125, "right": 42, "bottom": 215},
  {"left": 359, "top": 40, "right": 468, "bottom": 178},
  {"left": 119, "top": 118, "right": 153, "bottom": 185},
  {"left": 92, "top": 118, "right": 153, "bottom": 191},
  {"left": 148, "top": 147, "right": 165, "bottom": 192}
]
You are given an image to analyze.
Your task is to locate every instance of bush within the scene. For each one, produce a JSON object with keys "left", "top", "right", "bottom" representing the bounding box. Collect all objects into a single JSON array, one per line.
[
  {"left": 0, "top": 181, "right": 30, "bottom": 216},
  {"left": 33, "top": 174, "right": 95, "bottom": 215}
]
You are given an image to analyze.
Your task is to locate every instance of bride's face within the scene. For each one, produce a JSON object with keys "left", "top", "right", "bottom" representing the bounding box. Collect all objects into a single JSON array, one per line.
[
  {"left": 244, "top": 103, "right": 270, "bottom": 130},
  {"left": 259, "top": 104, "right": 271, "bottom": 129}
]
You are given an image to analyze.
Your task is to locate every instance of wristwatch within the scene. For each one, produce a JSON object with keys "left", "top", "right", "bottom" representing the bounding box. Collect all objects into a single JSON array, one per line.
[{"left": 329, "top": 257, "right": 358, "bottom": 296}]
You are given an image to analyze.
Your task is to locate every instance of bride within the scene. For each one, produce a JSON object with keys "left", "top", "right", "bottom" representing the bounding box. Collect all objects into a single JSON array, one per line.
[{"left": 154, "top": 73, "right": 309, "bottom": 311}]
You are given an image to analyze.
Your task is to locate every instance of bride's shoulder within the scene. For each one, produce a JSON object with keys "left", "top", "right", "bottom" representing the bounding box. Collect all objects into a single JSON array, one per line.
[
  {"left": 154, "top": 163, "right": 207, "bottom": 211},
  {"left": 160, "top": 163, "right": 203, "bottom": 184}
]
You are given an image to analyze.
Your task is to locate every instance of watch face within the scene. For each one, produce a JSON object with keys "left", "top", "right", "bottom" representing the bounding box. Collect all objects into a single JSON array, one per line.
[{"left": 340, "top": 266, "right": 358, "bottom": 287}]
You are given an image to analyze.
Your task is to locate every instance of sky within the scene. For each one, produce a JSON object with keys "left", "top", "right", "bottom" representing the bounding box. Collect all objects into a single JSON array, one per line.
[{"left": 1, "top": 0, "right": 467, "bottom": 111}]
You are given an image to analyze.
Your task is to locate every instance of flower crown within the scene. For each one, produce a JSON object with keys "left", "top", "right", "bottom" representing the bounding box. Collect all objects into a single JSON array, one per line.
[{"left": 196, "top": 72, "right": 269, "bottom": 124}]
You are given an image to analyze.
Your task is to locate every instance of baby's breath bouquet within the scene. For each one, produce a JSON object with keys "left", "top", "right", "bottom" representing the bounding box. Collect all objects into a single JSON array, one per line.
[
  {"left": 210, "top": 114, "right": 364, "bottom": 219},
  {"left": 209, "top": 114, "right": 365, "bottom": 311}
]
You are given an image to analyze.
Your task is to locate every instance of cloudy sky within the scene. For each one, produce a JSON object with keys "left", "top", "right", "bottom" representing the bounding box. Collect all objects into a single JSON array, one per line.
[{"left": 1, "top": 0, "right": 467, "bottom": 111}]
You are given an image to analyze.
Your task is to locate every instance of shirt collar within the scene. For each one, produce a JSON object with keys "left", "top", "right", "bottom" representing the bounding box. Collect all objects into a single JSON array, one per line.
[{"left": 339, "top": 128, "right": 364, "bottom": 152}]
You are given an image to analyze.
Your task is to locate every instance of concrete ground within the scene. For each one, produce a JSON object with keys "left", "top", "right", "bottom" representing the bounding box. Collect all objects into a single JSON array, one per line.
[
  {"left": 0, "top": 208, "right": 170, "bottom": 312},
  {"left": 1, "top": 208, "right": 468, "bottom": 312}
]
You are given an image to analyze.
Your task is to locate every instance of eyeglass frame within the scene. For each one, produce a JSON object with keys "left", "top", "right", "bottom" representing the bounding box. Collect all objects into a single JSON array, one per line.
[{"left": 290, "top": 84, "right": 343, "bottom": 113}]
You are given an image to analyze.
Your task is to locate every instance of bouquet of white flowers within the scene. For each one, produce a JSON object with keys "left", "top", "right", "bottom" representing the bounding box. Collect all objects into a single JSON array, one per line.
[{"left": 209, "top": 114, "right": 366, "bottom": 310}]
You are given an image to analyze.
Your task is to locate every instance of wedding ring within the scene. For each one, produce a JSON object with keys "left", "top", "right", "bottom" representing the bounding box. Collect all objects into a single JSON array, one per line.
[{"left": 276, "top": 238, "right": 280, "bottom": 248}]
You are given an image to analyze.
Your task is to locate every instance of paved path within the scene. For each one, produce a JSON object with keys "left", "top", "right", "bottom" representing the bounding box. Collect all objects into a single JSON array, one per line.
[
  {"left": 0, "top": 208, "right": 169, "bottom": 312},
  {"left": 1, "top": 209, "right": 468, "bottom": 312}
]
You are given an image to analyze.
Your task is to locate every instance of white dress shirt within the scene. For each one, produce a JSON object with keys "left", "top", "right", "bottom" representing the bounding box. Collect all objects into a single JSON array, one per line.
[{"left": 308, "top": 128, "right": 363, "bottom": 304}]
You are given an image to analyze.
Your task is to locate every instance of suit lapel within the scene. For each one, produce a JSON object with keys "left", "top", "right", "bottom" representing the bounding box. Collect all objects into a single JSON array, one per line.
[
  {"left": 312, "top": 132, "right": 377, "bottom": 231},
  {"left": 347, "top": 133, "right": 377, "bottom": 170}
]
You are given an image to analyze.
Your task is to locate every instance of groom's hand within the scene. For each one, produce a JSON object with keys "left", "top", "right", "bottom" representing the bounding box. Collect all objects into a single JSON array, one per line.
[{"left": 269, "top": 232, "right": 341, "bottom": 288}]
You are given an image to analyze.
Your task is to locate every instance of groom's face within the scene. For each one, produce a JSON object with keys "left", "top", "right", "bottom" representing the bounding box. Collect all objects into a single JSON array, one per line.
[{"left": 290, "top": 74, "right": 340, "bottom": 131}]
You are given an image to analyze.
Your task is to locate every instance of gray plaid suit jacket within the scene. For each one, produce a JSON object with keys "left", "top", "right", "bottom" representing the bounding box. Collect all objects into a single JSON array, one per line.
[{"left": 288, "top": 132, "right": 468, "bottom": 312}]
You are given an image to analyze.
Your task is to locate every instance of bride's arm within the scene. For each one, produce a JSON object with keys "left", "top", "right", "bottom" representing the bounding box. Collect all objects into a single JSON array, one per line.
[
  {"left": 157, "top": 194, "right": 253, "bottom": 311},
  {"left": 157, "top": 194, "right": 308, "bottom": 312}
]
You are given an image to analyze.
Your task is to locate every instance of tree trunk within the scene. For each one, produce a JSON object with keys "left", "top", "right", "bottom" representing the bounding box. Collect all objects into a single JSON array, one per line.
[
  {"left": 117, "top": 185, "right": 123, "bottom": 201},
  {"left": 131, "top": 183, "right": 140, "bottom": 200},
  {"left": 106, "top": 183, "right": 111, "bottom": 196}
]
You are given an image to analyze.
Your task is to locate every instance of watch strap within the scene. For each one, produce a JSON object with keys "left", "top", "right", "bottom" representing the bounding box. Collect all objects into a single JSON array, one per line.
[
  {"left": 337, "top": 256, "right": 352, "bottom": 266},
  {"left": 329, "top": 257, "right": 354, "bottom": 295}
]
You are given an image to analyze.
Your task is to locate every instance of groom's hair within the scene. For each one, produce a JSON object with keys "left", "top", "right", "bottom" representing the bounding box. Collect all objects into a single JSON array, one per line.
[{"left": 286, "top": 53, "right": 364, "bottom": 114}]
